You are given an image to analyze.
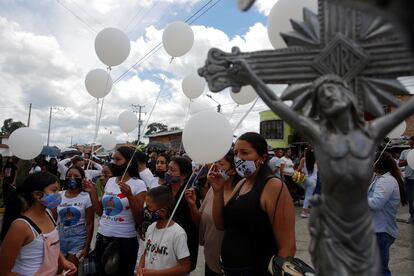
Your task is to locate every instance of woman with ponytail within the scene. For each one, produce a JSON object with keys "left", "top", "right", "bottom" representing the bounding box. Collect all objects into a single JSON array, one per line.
[
  {"left": 0, "top": 172, "right": 76, "bottom": 276},
  {"left": 369, "top": 151, "right": 407, "bottom": 276}
]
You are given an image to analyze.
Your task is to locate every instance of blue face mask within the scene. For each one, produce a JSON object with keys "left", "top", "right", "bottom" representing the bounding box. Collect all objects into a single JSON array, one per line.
[
  {"left": 67, "top": 178, "right": 82, "bottom": 190},
  {"left": 234, "top": 156, "right": 257, "bottom": 178},
  {"left": 165, "top": 172, "right": 181, "bottom": 185},
  {"left": 142, "top": 206, "right": 161, "bottom": 223},
  {"left": 39, "top": 192, "right": 62, "bottom": 209}
]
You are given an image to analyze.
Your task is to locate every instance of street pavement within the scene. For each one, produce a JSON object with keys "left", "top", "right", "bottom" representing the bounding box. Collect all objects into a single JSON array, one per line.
[{"left": 191, "top": 205, "right": 413, "bottom": 275}]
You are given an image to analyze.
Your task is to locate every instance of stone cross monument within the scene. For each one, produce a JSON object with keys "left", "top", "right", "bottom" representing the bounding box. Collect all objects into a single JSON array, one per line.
[{"left": 198, "top": 0, "right": 414, "bottom": 275}]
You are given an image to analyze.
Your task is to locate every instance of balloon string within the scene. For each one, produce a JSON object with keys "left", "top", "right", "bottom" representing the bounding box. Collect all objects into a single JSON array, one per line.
[
  {"left": 228, "top": 104, "right": 239, "bottom": 121},
  {"left": 86, "top": 68, "right": 111, "bottom": 172},
  {"left": 178, "top": 100, "right": 192, "bottom": 154},
  {"left": 119, "top": 61, "right": 173, "bottom": 183},
  {"left": 233, "top": 97, "right": 259, "bottom": 132},
  {"left": 374, "top": 139, "right": 393, "bottom": 167},
  {"left": 151, "top": 165, "right": 205, "bottom": 262}
]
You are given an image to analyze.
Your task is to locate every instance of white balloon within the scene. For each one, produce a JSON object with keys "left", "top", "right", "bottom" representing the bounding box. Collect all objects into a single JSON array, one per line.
[
  {"left": 407, "top": 150, "right": 414, "bottom": 170},
  {"left": 162, "top": 21, "right": 194, "bottom": 57},
  {"left": 95, "top": 27, "right": 131, "bottom": 67},
  {"left": 387, "top": 121, "right": 406, "bottom": 139},
  {"left": 183, "top": 111, "right": 233, "bottom": 164},
  {"left": 85, "top": 69, "right": 113, "bottom": 98},
  {"left": 267, "top": 0, "right": 317, "bottom": 49},
  {"left": 8, "top": 127, "right": 44, "bottom": 160},
  {"left": 230, "top": 85, "right": 257, "bottom": 105},
  {"left": 101, "top": 134, "right": 117, "bottom": 150},
  {"left": 118, "top": 111, "right": 137, "bottom": 133},
  {"left": 182, "top": 74, "right": 205, "bottom": 99}
]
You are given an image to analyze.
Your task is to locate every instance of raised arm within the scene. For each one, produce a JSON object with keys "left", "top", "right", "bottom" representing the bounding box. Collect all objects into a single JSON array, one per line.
[
  {"left": 371, "top": 96, "right": 414, "bottom": 139},
  {"left": 233, "top": 60, "right": 320, "bottom": 141}
]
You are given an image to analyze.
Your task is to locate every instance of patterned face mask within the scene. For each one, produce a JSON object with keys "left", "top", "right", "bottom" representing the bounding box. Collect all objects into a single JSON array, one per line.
[
  {"left": 218, "top": 169, "right": 230, "bottom": 181},
  {"left": 39, "top": 192, "right": 62, "bottom": 209},
  {"left": 234, "top": 156, "right": 257, "bottom": 178}
]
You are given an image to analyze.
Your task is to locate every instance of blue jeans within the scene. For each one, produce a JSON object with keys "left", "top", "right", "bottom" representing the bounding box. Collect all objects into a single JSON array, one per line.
[
  {"left": 405, "top": 178, "right": 414, "bottom": 219},
  {"left": 376, "top": 232, "right": 395, "bottom": 276},
  {"left": 303, "top": 178, "right": 316, "bottom": 209},
  {"left": 59, "top": 223, "right": 87, "bottom": 256}
]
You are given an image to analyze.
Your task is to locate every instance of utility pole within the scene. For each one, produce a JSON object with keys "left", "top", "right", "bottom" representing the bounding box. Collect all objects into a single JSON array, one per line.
[
  {"left": 131, "top": 104, "right": 146, "bottom": 144},
  {"left": 47, "top": 106, "right": 64, "bottom": 146},
  {"left": 27, "top": 103, "right": 32, "bottom": 127},
  {"left": 47, "top": 107, "right": 52, "bottom": 146}
]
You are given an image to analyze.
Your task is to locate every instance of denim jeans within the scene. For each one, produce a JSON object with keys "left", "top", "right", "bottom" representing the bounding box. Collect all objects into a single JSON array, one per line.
[
  {"left": 303, "top": 178, "right": 316, "bottom": 209},
  {"left": 376, "top": 232, "right": 395, "bottom": 276},
  {"left": 59, "top": 223, "right": 87, "bottom": 256},
  {"left": 405, "top": 178, "right": 414, "bottom": 219}
]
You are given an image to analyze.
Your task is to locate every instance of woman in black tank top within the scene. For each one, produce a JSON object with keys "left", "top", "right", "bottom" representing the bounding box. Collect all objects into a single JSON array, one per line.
[{"left": 209, "top": 132, "right": 296, "bottom": 275}]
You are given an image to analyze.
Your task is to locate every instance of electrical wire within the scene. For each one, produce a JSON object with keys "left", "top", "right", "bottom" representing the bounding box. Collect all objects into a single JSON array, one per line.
[
  {"left": 112, "top": 0, "right": 222, "bottom": 85},
  {"left": 55, "top": 0, "right": 98, "bottom": 33}
]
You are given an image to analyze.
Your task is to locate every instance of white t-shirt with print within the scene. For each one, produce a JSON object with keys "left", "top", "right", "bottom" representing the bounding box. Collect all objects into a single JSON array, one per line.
[
  {"left": 144, "top": 222, "right": 190, "bottom": 270},
  {"left": 280, "top": 157, "right": 295, "bottom": 176},
  {"left": 98, "top": 177, "right": 147, "bottom": 238},
  {"left": 57, "top": 191, "right": 92, "bottom": 227}
]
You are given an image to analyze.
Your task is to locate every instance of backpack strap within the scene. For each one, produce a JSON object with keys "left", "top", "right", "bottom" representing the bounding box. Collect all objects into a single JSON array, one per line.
[{"left": 19, "top": 215, "right": 42, "bottom": 234}]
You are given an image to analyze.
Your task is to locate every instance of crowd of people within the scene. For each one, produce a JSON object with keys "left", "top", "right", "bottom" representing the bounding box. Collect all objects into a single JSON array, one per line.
[{"left": 0, "top": 132, "right": 411, "bottom": 276}]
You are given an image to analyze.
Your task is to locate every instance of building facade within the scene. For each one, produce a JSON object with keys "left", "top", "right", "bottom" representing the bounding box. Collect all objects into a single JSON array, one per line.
[{"left": 259, "top": 110, "right": 294, "bottom": 149}]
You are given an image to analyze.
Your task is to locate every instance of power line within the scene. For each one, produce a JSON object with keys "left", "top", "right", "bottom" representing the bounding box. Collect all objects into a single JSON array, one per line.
[
  {"left": 55, "top": 0, "right": 98, "bottom": 33},
  {"left": 112, "top": 0, "right": 222, "bottom": 85},
  {"left": 67, "top": 0, "right": 105, "bottom": 29}
]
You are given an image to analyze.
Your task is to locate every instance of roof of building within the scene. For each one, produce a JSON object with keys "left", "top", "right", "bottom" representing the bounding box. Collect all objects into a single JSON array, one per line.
[{"left": 145, "top": 129, "right": 183, "bottom": 138}]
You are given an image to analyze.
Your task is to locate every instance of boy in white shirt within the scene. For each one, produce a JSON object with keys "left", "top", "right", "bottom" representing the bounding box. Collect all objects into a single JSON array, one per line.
[{"left": 137, "top": 186, "right": 190, "bottom": 276}]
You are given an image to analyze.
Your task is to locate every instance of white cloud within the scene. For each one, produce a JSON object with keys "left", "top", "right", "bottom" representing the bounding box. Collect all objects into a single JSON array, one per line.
[
  {"left": 0, "top": 2, "right": 277, "bottom": 150},
  {"left": 255, "top": 0, "right": 278, "bottom": 16}
]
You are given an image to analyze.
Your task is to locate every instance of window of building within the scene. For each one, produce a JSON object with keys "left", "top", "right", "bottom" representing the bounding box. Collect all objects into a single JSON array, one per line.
[{"left": 260, "top": 120, "right": 284, "bottom": 139}]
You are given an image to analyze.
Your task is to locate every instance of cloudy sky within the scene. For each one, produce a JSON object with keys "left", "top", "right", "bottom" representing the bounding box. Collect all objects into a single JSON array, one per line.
[
  {"left": 0, "top": 0, "right": 290, "bottom": 148},
  {"left": 1, "top": 0, "right": 412, "bottom": 150}
]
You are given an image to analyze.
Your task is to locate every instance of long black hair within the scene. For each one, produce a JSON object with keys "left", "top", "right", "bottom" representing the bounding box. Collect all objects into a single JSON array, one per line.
[
  {"left": 116, "top": 146, "right": 140, "bottom": 178},
  {"left": 304, "top": 148, "right": 315, "bottom": 175},
  {"left": 375, "top": 152, "right": 407, "bottom": 206},
  {"left": 1, "top": 172, "right": 57, "bottom": 241}
]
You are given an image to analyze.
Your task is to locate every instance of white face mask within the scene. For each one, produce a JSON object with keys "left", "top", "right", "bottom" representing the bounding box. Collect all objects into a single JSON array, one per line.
[
  {"left": 218, "top": 168, "right": 229, "bottom": 181},
  {"left": 234, "top": 156, "right": 257, "bottom": 178}
]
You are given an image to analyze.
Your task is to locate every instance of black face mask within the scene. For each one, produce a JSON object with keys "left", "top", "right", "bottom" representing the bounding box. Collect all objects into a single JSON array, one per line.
[
  {"left": 111, "top": 163, "right": 128, "bottom": 177},
  {"left": 155, "top": 170, "right": 167, "bottom": 179}
]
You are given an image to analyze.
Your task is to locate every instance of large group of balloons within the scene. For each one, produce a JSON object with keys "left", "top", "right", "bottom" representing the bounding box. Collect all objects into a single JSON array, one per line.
[{"left": 7, "top": 0, "right": 414, "bottom": 169}]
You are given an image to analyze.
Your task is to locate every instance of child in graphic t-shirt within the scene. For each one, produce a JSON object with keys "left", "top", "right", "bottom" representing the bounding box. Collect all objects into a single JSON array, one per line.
[{"left": 137, "top": 186, "right": 190, "bottom": 276}]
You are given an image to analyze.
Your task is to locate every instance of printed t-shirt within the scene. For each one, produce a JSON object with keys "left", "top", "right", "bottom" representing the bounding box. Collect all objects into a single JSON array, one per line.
[
  {"left": 144, "top": 222, "right": 190, "bottom": 270},
  {"left": 57, "top": 191, "right": 92, "bottom": 227},
  {"left": 98, "top": 177, "right": 147, "bottom": 238}
]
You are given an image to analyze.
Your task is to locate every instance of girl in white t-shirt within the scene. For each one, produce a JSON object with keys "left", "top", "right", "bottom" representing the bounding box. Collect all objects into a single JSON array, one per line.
[
  {"left": 54, "top": 166, "right": 94, "bottom": 271},
  {"left": 84, "top": 146, "right": 147, "bottom": 276}
]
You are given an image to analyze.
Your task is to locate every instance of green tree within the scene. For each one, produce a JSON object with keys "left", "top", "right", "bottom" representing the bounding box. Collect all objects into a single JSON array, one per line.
[
  {"left": 145, "top": 122, "right": 168, "bottom": 135},
  {"left": 1, "top": 118, "right": 26, "bottom": 135}
]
